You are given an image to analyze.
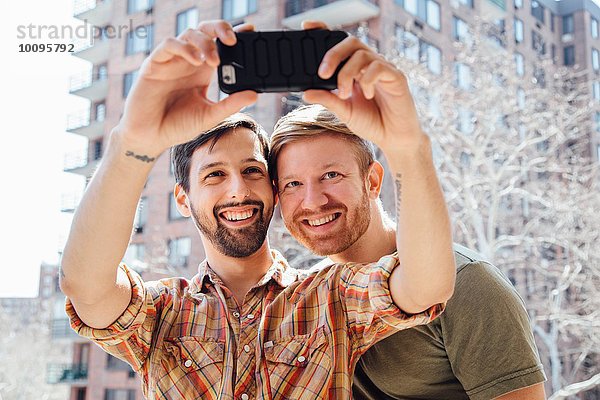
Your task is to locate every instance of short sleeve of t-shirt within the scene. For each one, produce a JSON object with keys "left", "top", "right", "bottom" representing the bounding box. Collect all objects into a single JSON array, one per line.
[{"left": 443, "top": 261, "right": 546, "bottom": 400}]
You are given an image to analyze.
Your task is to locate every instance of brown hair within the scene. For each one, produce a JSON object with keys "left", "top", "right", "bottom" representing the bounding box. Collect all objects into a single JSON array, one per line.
[
  {"left": 269, "top": 104, "right": 375, "bottom": 182},
  {"left": 171, "top": 113, "right": 269, "bottom": 192}
]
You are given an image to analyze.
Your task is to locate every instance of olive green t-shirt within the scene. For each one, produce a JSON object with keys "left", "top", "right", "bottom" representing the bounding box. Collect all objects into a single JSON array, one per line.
[{"left": 353, "top": 247, "right": 546, "bottom": 400}]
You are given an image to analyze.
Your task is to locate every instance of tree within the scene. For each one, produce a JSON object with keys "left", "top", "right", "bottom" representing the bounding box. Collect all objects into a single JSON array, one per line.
[{"left": 386, "top": 18, "right": 600, "bottom": 398}]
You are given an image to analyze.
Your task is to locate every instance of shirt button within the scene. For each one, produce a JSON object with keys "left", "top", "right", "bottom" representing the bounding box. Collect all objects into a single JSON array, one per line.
[
  {"left": 246, "top": 313, "right": 255, "bottom": 319},
  {"left": 297, "top": 356, "right": 306, "bottom": 363},
  {"left": 241, "top": 394, "right": 249, "bottom": 400},
  {"left": 243, "top": 344, "right": 251, "bottom": 353},
  {"left": 184, "top": 359, "right": 192, "bottom": 368},
  {"left": 232, "top": 311, "right": 240, "bottom": 318}
]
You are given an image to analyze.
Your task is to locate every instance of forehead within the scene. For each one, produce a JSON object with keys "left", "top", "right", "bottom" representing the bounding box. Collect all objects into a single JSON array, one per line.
[
  {"left": 192, "top": 127, "right": 266, "bottom": 169},
  {"left": 277, "top": 134, "right": 360, "bottom": 176}
]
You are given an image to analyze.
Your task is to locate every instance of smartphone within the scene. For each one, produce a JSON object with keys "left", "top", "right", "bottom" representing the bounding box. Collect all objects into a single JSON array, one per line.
[{"left": 217, "top": 29, "right": 348, "bottom": 94}]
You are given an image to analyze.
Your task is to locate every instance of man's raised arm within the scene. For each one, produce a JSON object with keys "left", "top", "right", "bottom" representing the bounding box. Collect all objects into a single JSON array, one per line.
[
  {"left": 301, "top": 22, "right": 455, "bottom": 314},
  {"left": 59, "top": 21, "right": 257, "bottom": 329}
]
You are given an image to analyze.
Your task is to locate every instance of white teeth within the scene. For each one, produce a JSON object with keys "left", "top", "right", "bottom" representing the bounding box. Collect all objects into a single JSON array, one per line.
[
  {"left": 223, "top": 210, "right": 254, "bottom": 221},
  {"left": 307, "top": 213, "right": 337, "bottom": 227}
]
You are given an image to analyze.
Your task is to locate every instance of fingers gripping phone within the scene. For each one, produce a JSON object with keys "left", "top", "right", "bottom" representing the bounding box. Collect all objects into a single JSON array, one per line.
[{"left": 217, "top": 29, "right": 348, "bottom": 94}]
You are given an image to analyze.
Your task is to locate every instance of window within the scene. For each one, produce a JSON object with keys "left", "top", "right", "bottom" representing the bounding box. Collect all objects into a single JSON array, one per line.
[
  {"left": 97, "top": 64, "right": 108, "bottom": 80},
  {"left": 516, "top": 87, "right": 525, "bottom": 110},
  {"left": 550, "top": 12, "right": 555, "bottom": 32},
  {"left": 426, "top": 1, "right": 441, "bottom": 30},
  {"left": 168, "top": 237, "right": 191, "bottom": 268},
  {"left": 457, "top": 107, "right": 474, "bottom": 135},
  {"left": 76, "top": 388, "right": 86, "bottom": 400},
  {"left": 592, "top": 18, "right": 599, "bottom": 39},
  {"left": 514, "top": 18, "right": 524, "bottom": 43},
  {"left": 551, "top": 44, "right": 556, "bottom": 63},
  {"left": 422, "top": 42, "right": 442, "bottom": 75},
  {"left": 107, "top": 354, "right": 132, "bottom": 371},
  {"left": 123, "top": 69, "right": 139, "bottom": 98},
  {"left": 458, "top": 0, "right": 473, "bottom": 7},
  {"left": 397, "top": 0, "right": 440, "bottom": 30},
  {"left": 124, "top": 243, "right": 145, "bottom": 266},
  {"left": 454, "top": 63, "right": 471, "bottom": 90},
  {"left": 134, "top": 197, "right": 147, "bottom": 233},
  {"left": 168, "top": 194, "right": 183, "bottom": 220},
  {"left": 531, "top": 1, "right": 544, "bottom": 24},
  {"left": 127, "top": 0, "right": 153, "bottom": 14},
  {"left": 597, "top": 145, "right": 600, "bottom": 161},
  {"left": 126, "top": 24, "right": 154, "bottom": 55},
  {"left": 564, "top": 46, "right": 575, "bottom": 66},
  {"left": 593, "top": 48, "right": 600, "bottom": 71},
  {"left": 514, "top": 0, "right": 522, "bottom": 9},
  {"left": 104, "top": 389, "right": 136, "bottom": 400},
  {"left": 176, "top": 8, "right": 199, "bottom": 36},
  {"left": 532, "top": 30, "right": 545, "bottom": 55},
  {"left": 95, "top": 102, "right": 106, "bottom": 122},
  {"left": 396, "top": 27, "right": 419, "bottom": 62},
  {"left": 223, "top": 0, "right": 257, "bottom": 20},
  {"left": 563, "top": 15, "right": 574, "bottom": 35},
  {"left": 514, "top": 52, "right": 525, "bottom": 76},
  {"left": 453, "top": 16, "right": 470, "bottom": 43},
  {"left": 593, "top": 82, "right": 600, "bottom": 101},
  {"left": 595, "top": 112, "right": 600, "bottom": 131},
  {"left": 93, "top": 139, "right": 103, "bottom": 160},
  {"left": 533, "top": 67, "right": 545, "bottom": 87}
]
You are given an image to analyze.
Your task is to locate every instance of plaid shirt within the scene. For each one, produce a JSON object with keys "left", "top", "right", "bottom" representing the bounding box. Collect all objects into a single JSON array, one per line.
[{"left": 66, "top": 250, "right": 444, "bottom": 399}]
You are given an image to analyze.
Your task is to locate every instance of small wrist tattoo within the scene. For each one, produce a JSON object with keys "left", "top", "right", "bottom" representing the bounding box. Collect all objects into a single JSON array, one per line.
[{"left": 125, "top": 150, "right": 156, "bottom": 163}]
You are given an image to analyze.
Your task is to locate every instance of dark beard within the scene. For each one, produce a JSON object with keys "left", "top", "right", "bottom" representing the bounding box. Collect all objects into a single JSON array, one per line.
[{"left": 190, "top": 200, "right": 271, "bottom": 258}]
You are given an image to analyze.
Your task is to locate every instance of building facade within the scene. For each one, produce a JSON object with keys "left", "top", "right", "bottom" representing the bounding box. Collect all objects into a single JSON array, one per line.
[{"left": 58, "top": 0, "right": 600, "bottom": 398}]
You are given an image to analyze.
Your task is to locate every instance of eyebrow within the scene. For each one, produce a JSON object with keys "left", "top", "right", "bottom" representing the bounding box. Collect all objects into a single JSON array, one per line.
[
  {"left": 279, "top": 162, "right": 344, "bottom": 182},
  {"left": 197, "top": 158, "right": 266, "bottom": 175}
]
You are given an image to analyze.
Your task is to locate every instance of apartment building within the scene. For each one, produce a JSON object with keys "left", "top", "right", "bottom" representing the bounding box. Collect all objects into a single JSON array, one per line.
[{"left": 57, "top": 0, "right": 600, "bottom": 398}]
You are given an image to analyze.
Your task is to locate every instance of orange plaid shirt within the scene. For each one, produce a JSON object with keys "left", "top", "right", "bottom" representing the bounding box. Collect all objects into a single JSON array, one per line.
[{"left": 66, "top": 250, "right": 444, "bottom": 399}]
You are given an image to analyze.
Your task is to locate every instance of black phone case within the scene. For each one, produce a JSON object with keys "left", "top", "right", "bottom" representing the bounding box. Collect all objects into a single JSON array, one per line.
[{"left": 217, "top": 29, "right": 348, "bottom": 94}]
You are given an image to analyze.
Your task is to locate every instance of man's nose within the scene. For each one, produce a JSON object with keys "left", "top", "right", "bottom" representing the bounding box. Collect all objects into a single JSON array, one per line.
[
  {"left": 228, "top": 174, "right": 250, "bottom": 199},
  {"left": 301, "top": 184, "right": 328, "bottom": 210}
]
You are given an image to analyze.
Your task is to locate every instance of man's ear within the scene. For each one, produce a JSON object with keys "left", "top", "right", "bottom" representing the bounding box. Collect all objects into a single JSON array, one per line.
[
  {"left": 173, "top": 183, "right": 191, "bottom": 218},
  {"left": 366, "top": 161, "right": 385, "bottom": 200},
  {"left": 272, "top": 180, "right": 279, "bottom": 207}
]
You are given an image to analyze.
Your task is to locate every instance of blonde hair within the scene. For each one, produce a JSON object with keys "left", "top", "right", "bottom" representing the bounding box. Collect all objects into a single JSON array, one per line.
[{"left": 269, "top": 105, "right": 375, "bottom": 182}]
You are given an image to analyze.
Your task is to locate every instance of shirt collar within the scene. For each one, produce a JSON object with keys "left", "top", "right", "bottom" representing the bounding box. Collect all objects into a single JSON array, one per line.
[{"left": 190, "top": 249, "right": 297, "bottom": 294}]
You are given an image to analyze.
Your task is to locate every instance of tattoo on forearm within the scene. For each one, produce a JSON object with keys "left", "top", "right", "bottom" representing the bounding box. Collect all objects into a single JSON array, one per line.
[
  {"left": 394, "top": 173, "right": 402, "bottom": 217},
  {"left": 125, "top": 150, "right": 156, "bottom": 163}
]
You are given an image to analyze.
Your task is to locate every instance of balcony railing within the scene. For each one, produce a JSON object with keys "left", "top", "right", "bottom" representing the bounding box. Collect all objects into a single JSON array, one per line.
[
  {"left": 69, "top": 69, "right": 107, "bottom": 93},
  {"left": 60, "top": 193, "right": 82, "bottom": 212},
  {"left": 285, "top": 0, "right": 377, "bottom": 18},
  {"left": 47, "top": 363, "right": 88, "bottom": 384},
  {"left": 73, "top": 0, "right": 106, "bottom": 16},
  {"left": 64, "top": 150, "right": 88, "bottom": 171},
  {"left": 51, "top": 318, "right": 79, "bottom": 338},
  {"left": 67, "top": 109, "right": 91, "bottom": 131}
]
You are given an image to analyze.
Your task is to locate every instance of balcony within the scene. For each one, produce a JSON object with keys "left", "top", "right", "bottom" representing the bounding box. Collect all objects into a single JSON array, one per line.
[
  {"left": 69, "top": 70, "right": 108, "bottom": 102},
  {"left": 282, "top": 0, "right": 379, "bottom": 29},
  {"left": 51, "top": 318, "right": 80, "bottom": 339},
  {"left": 47, "top": 363, "right": 88, "bottom": 384},
  {"left": 73, "top": 36, "right": 110, "bottom": 64},
  {"left": 64, "top": 149, "right": 100, "bottom": 177},
  {"left": 67, "top": 108, "right": 105, "bottom": 139},
  {"left": 74, "top": 0, "right": 112, "bottom": 27},
  {"left": 481, "top": 0, "right": 506, "bottom": 21},
  {"left": 60, "top": 193, "right": 82, "bottom": 213}
]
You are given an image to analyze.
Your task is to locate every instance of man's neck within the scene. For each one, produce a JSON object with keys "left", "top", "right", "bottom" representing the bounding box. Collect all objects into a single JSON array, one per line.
[
  {"left": 330, "top": 203, "right": 396, "bottom": 264},
  {"left": 202, "top": 240, "right": 275, "bottom": 305}
]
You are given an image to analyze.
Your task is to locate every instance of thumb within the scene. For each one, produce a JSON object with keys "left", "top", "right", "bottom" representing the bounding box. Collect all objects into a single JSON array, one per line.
[
  {"left": 208, "top": 90, "right": 258, "bottom": 122},
  {"left": 303, "top": 90, "right": 351, "bottom": 122}
]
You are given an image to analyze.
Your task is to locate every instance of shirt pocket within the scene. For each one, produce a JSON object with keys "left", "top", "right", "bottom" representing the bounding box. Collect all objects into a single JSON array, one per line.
[
  {"left": 155, "top": 337, "right": 224, "bottom": 399},
  {"left": 264, "top": 326, "right": 333, "bottom": 399}
]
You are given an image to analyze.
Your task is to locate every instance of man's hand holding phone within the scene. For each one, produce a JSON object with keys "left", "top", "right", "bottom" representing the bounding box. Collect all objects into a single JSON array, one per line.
[{"left": 114, "top": 21, "right": 258, "bottom": 157}]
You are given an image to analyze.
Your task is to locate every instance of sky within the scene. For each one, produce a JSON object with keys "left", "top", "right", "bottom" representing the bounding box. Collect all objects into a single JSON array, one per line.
[{"left": 0, "top": 1, "right": 87, "bottom": 297}]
